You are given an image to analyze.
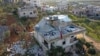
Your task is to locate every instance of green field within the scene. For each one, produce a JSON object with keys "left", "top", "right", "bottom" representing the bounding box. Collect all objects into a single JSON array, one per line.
[{"left": 68, "top": 14, "right": 100, "bottom": 42}]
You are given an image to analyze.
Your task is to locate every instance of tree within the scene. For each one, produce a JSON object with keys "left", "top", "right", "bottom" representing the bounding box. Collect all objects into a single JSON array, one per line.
[
  {"left": 47, "top": 46, "right": 67, "bottom": 56},
  {"left": 88, "top": 48, "right": 96, "bottom": 56},
  {"left": 75, "top": 39, "right": 85, "bottom": 49},
  {"left": 0, "top": 7, "right": 7, "bottom": 18},
  {"left": 10, "top": 23, "right": 18, "bottom": 35},
  {"left": 0, "top": 19, "right": 7, "bottom": 25},
  {"left": 26, "top": 19, "right": 33, "bottom": 31},
  {"left": 0, "top": 43, "right": 7, "bottom": 56},
  {"left": 20, "top": 17, "right": 28, "bottom": 23},
  {"left": 12, "top": 8, "right": 18, "bottom": 15},
  {"left": 18, "top": 31, "right": 28, "bottom": 41},
  {"left": 75, "top": 42, "right": 83, "bottom": 49},
  {"left": 85, "top": 42, "right": 92, "bottom": 48},
  {"left": 3, "top": 30, "right": 10, "bottom": 38}
]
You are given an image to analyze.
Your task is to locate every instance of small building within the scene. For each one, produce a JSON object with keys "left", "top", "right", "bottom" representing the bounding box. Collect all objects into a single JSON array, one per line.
[
  {"left": 18, "top": 5, "right": 38, "bottom": 18},
  {"left": 72, "top": 4, "right": 100, "bottom": 19},
  {"left": 34, "top": 15, "right": 86, "bottom": 51},
  {"left": 72, "top": 8, "right": 86, "bottom": 17},
  {"left": 56, "top": 0, "right": 68, "bottom": 11},
  {"left": 3, "top": 0, "right": 22, "bottom": 4},
  {"left": 42, "top": 5, "right": 57, "bottom": 13},
  {"left": 82, "top": 5, "right": 100, "bottom": 19},
  {"left": 23, "top": 0, "right": 41, "bottom": 7}
]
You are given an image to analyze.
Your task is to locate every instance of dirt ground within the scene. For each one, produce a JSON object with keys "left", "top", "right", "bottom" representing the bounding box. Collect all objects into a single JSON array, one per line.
[
  {"left": 0, "top": 15, "right": 33, "bottom": 44},
  {"left": 77, "top": 33, "right": 100, "bottom": 51},
  {"left": 84, "top": 36, "right": 100, "bottom": 51}
]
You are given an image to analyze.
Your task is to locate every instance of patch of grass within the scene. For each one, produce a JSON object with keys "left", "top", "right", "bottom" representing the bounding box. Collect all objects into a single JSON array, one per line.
[
  {"left": 68, "top": 14, "right": 78, "bottom": 20},
  {"left": 68, "top": 14, "right": 100, "bottom": 42},
  {"left": 82, "top": 23, "right": 94, "bottom": 32},
  {"left": 87, "top": 32, "right": 100, "bottom": 42}
]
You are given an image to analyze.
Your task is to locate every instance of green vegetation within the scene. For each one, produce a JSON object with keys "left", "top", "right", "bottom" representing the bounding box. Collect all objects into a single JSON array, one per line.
[
  {"left": 19, "top": 17, "right": 28, "bottom": 23},
  {"left": 0, "top": 7, "right": 7, "bottom": 18},
  {"left": 0, "top": 19, "right": 7, "bottom": 25},
  {"left": 68, "top": 14, "right": 100, "bottom": 42},
  {"left": 0, "top": 3, "right": 19, "bottom": 20},
  {"left": 85, "top": 42, "right": 93, "bottom": 48},
  {"left": 47, "top": 46, "right": 67, "bottom": 56},
  {"left": 75, "top": 38, "right": 96, "bottom": 56},
  {"left": 88, "top": 47, "right": 96, "bottom": 55}
]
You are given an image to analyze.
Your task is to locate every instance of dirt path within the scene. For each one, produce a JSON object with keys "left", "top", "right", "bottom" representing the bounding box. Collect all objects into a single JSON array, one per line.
[
  {"left": 84, "top": 35, "right": 100, "bottom": 51},
  {"left": 88, "top": 18, "right": 100, "bottom": 22}
]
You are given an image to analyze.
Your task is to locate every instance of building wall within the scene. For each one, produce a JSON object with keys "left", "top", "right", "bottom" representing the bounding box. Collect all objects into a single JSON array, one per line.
[
  {"left": 34, "top": 30, "right": 80, "bottom": 50},
  {"left": 57, "top": 0, "right": 68, "bottom": 11},
  {"left": 3, "top": 0, "right": 21, "bottom": 4},
  {"left": 12, "top": 0, "right": 21, "bottom": 3},
  {"left": 51, "top": 35, "right": 78, "bottom": 48},
  {"left": 34, "top": 31, "right": 48, "bottom": 50},
  {"left": 34, "top": 32, "right": 44, "bottom": 43},
  {"left": 18, "top": 8, "right": 38, "bottom": 18},
  {"left": 23, "top": 0, "right": 41, "bottom": 6},
  {"left": 53, "top": 37, "right": 71, "bottom": 48}
]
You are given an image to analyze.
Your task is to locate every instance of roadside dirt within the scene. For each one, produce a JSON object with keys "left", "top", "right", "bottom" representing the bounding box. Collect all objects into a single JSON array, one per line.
[{"left": 84, "top": 36, "right": 100, "bottom": 51}]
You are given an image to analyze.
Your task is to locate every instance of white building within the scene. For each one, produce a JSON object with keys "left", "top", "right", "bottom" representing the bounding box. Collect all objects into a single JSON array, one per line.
[
  {"left": 18, "top": 5, "right": 38, "bottom": 18},
  {"left": 34, "top": 15, "right": 86, "bottom": 51},
  {"left": 56, "top": 0, "right": 68, "bottom": 11},
  {"left": 23, "top": 0, "right": 41, "bottom": 7},
  {"left": 42, "top": 5, "right": 57, "bottom": 13}
]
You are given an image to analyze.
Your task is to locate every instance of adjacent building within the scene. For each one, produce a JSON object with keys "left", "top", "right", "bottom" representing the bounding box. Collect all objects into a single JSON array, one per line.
[
  {"left": 2, "top": 0, "right": 22, "bottom": 4},
  {"left": 17, "top": 0, "right": 43, "bottom": 18},
  {"left": 71, "top": 3, "right": 100, "bottom": 19},
  {"left": 23, "top": 0, "right": 41, "bottom": 7},
  {"left": 18, "top": 5, "right": 38, "bottom": 18},
  {"left": 85, "top": 5, "right": 100, "bottom": 19},
  {"left": 72, "top": 8, "right": 86, "bottom": 17},
  {"left": 42, "top": 5, "right": 57, "bottom": 13},
  {"left": 34, "top": 15, "right": 86, "bottom": 50},
  {"left": 56, "top": 0, "right": 68, "bottom": 11}
]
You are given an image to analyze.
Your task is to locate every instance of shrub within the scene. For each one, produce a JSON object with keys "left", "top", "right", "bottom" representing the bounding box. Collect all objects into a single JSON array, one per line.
[
  {"left": 47, "top": 46, "right": 66, "bottom": 56},
  {"left": 85, "top": 42, "right": 92, "bottom": 48},
  {"left": 88, "top": 48, "right": 96, "bottom": 55},
  {"left": 20, "top": 17, "right": 28, "bottom": 22}
]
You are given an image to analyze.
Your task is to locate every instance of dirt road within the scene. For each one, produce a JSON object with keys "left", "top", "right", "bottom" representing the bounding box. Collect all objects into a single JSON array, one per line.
[{"left": 84, "top": 36, "right": 100, "bottom": 51}]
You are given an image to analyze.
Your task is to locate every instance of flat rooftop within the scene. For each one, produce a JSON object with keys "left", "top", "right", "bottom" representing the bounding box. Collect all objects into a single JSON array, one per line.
[{"left": 35, "top": 15, "right": 85, "bottom": 42}]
